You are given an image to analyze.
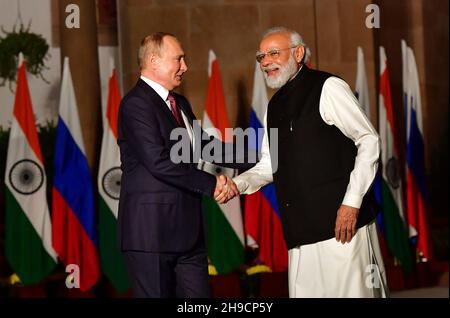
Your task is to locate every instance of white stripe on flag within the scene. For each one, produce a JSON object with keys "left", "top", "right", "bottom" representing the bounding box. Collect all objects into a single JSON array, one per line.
[{"left": 59, "top": 57, "right": 86, "bottom": 155}]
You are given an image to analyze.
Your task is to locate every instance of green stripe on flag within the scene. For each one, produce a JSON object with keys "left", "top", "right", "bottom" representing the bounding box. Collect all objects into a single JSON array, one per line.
[
  {"left": 381, "top": 179, "right": 413, "bottom": 273},
  {"left": 99, "top": 197, "right": 130, "bottom": 293},
  {"left": 5, "top": 189, "right": 56, "bottom": 285},
  {"left": 203, "top": 196, "right": 244, "bottom": 274}
]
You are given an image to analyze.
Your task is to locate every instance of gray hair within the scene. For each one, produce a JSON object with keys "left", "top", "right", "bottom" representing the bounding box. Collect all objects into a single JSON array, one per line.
[
  {"left": 262, "top": 26, "right": 310, "bottom": 64},
  {"left": 262, "top": 26, "right": 306, "bottom": 47},
  {"left": 137, "top": 32, "right": 175, "bottom": 69}
]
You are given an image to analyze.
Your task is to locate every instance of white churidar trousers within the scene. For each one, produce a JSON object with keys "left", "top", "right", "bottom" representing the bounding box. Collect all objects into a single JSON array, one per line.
[{"left": 288, "top": 221, "right": 389, "bottom": 298}]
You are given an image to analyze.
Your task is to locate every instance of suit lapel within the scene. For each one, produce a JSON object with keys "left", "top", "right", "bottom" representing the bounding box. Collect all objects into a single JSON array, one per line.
[
  {"left": 135, "top": 80, "right": 195, "bottom": 158},
  {"left": 136, "top": 79, "right": 180, "bottom": 128},
  {"left": 174, "top": 95, "right": 195, "bottom": 127},
  {"left": 136, "top": 80, "right": 196, "bottom": 157},
  {"left": 171, "top": 93, "right": 196, "bottom": 158}
]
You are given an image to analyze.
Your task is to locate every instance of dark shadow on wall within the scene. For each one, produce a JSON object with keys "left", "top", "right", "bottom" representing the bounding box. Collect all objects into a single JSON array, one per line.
[{"left": 421, "top": 0, "right": 449, "bottom": 261}]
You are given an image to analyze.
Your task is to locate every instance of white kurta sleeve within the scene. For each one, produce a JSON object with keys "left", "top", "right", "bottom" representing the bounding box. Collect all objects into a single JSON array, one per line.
[
  {"left": 319, "top": 77, "right": 380, "bottom": 209},
  {"left": 233, "top": 112, "right": 273, "bottom": 194}
]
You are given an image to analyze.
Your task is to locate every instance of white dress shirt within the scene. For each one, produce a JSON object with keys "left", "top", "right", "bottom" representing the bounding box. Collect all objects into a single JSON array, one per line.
[
  {"left": 140, "top": 75, "right": 195, "bottom": 150},
  {"left": 233, "top": 76, "right": 380, "bottom": 209}
]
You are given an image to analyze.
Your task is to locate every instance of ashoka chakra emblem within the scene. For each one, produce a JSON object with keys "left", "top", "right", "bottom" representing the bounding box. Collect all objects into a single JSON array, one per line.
[
  {"left": 102, "top": 167, "right": 122, "bottom": 200},
  {"left": 386, "top": 157, "right": 400, "bottom": 189},
  {"left": 9, "top": 159, "right": 44, "bottom": 195}
]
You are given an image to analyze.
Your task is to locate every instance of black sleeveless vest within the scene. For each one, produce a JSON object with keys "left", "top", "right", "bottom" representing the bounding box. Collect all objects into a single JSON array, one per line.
[{"left": 267, "top": 66, "right": 377, "bottom": 248}]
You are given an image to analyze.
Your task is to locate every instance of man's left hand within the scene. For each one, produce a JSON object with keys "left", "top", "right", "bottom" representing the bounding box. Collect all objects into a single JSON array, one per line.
[{"left": 334, "top": 205, "right": 359, "bottom": 244}]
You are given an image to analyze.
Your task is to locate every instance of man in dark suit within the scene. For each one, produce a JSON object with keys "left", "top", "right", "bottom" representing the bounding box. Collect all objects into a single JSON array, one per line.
[{"left": 117, "top": 32, "right": 240, "bottom": 298}]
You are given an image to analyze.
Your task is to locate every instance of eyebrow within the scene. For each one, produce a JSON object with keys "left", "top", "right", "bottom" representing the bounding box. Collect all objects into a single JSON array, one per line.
[{"left": 256, "top": 48, "right": 280, "bottom": 55}]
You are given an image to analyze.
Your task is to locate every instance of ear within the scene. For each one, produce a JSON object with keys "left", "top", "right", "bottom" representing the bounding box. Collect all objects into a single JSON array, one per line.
[
  {"left": 149, "top": 54, "right": 159, "bottom": 69},
  {"left": 294, "top": 46, "right": 305, "bottom": 64}
]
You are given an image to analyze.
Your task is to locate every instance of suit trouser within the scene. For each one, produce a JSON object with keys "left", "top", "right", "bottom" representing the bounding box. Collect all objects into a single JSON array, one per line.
[{"left": 123, "top": 237, "right": 210, "bottom": 298}]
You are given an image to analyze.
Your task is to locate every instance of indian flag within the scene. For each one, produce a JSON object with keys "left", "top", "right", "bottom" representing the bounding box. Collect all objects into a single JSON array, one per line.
[
  {"left": 98, "top": 65, "right": 130, "bottom": 292},
  {"left": 201, "top": 50, "right": 245, "bottom": 274},
  {"left": 378, "top": 46, "right": 412, "bottom": 273},
  {"left": 4, "top": 58, "right": 57, "bottom": 284}
]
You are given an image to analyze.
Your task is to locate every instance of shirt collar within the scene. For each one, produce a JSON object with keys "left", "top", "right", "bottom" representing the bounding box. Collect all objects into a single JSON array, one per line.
[
  {"left": 140, "top": 75, "right": 169, "bottom": 101},
  {"left": 289, "top": 64, "right": 303, "bottom": 82}
]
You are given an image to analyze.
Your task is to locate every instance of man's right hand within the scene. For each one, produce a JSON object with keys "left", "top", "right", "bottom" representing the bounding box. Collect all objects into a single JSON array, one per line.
[{"left": 214, "top": 175, "right": 238, "bottom": 204}]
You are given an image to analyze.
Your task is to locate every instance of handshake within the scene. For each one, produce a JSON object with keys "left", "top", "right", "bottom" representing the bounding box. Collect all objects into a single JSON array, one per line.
[{"left": 214, "top": 175, "right": 239, "bottom": 204}]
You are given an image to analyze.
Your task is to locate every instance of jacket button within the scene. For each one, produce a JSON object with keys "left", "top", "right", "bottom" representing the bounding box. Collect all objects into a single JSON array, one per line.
[{"left": 285, "top": 202, "right": 290, "bottom": 208}]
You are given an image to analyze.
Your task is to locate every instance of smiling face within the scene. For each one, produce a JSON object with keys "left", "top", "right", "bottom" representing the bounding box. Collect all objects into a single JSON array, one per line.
[
  {"left": 149, "top": 35, "right": 188, "bottom": 91},
  {"left": 258, "top": 32, "right": 304, "bottom": 89}
]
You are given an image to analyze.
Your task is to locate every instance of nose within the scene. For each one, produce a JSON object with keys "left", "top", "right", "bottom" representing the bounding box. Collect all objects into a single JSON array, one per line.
[
  {"left": 260, "top": 56, "right": 271, "bottom": 67},
  {"left": 180, "top": 58, "right": 188, "bottom": 73}
]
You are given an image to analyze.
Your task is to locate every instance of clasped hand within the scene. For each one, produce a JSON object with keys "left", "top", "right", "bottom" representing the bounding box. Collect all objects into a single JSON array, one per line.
[{"left": 214, "top": 175, "right": 239, "bottom": 204}]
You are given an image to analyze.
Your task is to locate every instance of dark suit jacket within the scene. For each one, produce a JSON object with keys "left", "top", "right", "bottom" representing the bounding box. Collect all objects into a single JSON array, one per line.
[{"left": 117, "top": 79, "right": 248, "bottom": 253}]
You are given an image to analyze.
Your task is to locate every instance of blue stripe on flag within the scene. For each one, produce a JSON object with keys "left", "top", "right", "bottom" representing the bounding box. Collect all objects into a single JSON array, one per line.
[
  {"left": 261, "top": 184, "right": 280, "bottom": 217},
  {"left": 53, "top": 117, "right": 97, "bottom": 244},
  {"left": 406, "top": 107, "right": 428, "bottom": 201}
]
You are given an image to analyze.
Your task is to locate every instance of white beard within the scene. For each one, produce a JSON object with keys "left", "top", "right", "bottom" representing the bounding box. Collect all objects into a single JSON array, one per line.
[{"left": 262, "top": 55, "right": 299, "bottom": 89}]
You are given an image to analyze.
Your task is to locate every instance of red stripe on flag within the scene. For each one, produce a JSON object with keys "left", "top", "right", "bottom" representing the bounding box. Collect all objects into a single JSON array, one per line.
[
  {"left": 406, "top": 170, "right": 433, "bottom": 260},
  {"left": 13, "top": 63, "right": 43, "bottom": 163},
  {"left": 245, "top": 192, "right": 288, "bottom": 272},
  {"left": 52, "top": 189, "right": 100, "bottom": 291}
]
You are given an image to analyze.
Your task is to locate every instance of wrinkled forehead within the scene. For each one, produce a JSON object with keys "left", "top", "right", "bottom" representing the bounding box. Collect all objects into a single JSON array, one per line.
[{"left": 259, "top": 32, "right": 291, "bottom": 52}]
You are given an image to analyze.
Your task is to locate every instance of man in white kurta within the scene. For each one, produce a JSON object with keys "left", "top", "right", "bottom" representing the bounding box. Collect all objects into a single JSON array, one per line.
[{"left": 233, "top": 27, "right": 388, "bottom": 298}]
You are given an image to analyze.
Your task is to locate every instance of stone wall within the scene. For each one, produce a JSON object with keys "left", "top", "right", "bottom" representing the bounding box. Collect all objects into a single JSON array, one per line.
[{"left": 117, "top": 0, "right": 375, "bottom": 126}]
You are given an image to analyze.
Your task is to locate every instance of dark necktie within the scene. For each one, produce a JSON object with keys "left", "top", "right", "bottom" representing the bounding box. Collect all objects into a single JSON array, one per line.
[{"left": 167, "top": 93, "right": 185, "bottom": 127}]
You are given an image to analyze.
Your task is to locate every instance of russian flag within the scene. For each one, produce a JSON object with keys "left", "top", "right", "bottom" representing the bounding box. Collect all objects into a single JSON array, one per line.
[
  {"left": 402, "top": 40, "right": 433, "bottom": 261},
  {"left": 52, "top": 57, "right": 100, "bottom": 291},
  {"left": 244, "top": 62, "right": 287, "bottom": 272}
]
